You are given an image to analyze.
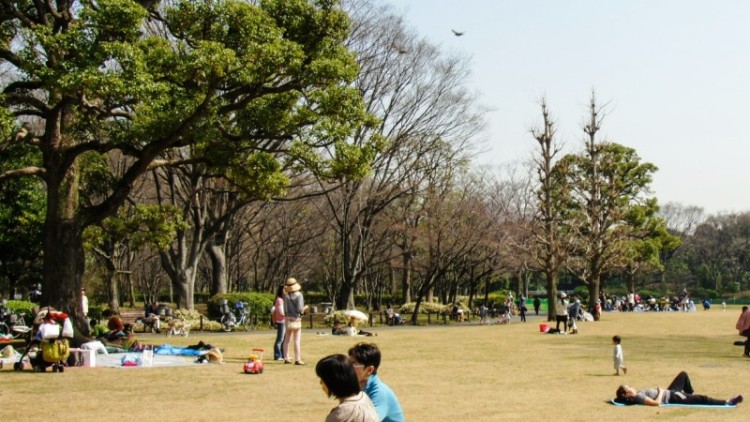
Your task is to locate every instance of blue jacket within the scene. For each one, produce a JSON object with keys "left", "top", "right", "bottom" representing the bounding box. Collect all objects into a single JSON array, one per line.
[{"left": 364, "top": 374, "right": 404, "bottom": 422}]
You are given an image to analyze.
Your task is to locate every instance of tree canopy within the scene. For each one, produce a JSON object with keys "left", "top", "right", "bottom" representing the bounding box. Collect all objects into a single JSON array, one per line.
[{"left": 0, "top": 0, "right": 375, "bottom": 314}]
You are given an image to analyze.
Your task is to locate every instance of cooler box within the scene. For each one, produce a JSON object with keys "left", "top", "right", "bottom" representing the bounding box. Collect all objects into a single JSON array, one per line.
[
  {"left": 70, "top": 348, "right": 96, "bottom": 367},
  {"left": 141, "top": 345, "right": 154, "bottom": 367}
]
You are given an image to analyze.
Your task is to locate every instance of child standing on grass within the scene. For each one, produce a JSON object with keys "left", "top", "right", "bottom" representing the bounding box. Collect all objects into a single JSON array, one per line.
[{"left": 613, "top": 335, "right": 627, "bottom": 376}]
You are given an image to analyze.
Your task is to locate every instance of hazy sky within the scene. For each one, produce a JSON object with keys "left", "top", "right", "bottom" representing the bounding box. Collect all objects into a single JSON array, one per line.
[{"left": 383, "top": 0, "right": 750, "bottom": 214}]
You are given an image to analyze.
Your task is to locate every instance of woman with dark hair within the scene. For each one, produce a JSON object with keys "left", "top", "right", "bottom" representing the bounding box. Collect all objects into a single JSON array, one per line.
[
  {"left": 282, "top": 277, "right": 305, "bottom": 365},
  {"left": 316, "top": 354, "right": 378, "bottom": 422},
  {"left": 615, "top": 371, "right": 742, "bottom": 406},
  {"left": 272, "top": 285, "right": 286, "bottom": 361}
]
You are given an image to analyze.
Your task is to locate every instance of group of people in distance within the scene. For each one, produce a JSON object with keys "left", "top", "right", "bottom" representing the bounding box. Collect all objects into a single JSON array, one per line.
[{"left": 552, "top": 292, "right": 587, "bottom": 334}]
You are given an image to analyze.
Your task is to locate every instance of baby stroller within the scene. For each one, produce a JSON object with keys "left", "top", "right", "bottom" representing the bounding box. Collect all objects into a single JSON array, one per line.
[{"left": 14, "top": 308, "right": 73, "bottom": 372}]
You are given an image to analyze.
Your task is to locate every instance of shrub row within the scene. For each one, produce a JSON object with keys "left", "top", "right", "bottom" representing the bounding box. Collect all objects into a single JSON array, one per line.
[{"left": 207, "top": 292, "right": 274, "bottom": 322}]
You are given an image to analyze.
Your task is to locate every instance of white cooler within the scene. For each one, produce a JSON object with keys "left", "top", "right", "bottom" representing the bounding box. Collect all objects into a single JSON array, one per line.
[{"left": 70, "top": 348, "right": 96, "bottom": 367}]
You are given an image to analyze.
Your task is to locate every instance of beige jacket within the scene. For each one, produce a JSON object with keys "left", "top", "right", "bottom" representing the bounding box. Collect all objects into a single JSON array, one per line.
[{"left": 325, "top": 392, "right": 379, "bottom": 422}]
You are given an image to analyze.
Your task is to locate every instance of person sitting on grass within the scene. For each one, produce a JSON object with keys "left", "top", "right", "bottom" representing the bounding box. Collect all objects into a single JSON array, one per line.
[
  {"left": 615, "top": 371, "right": 743, "bottom": 406},
  {"left": 98, "top": 316, "right": 138, "bottom": 351},
  {"left": 332, "top": 321, "right": 348, "bottom": 336},
  {"left": 347, "top": 317, "right": 374, "bottom": 337}
]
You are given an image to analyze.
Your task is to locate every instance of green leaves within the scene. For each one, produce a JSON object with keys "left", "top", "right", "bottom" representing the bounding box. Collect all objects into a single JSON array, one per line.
[
  {"left": 1, "top": 0, "right": 376, "bottom": 309},
  {"left": 554, "top": 142, "right": 658, "bottom": 220},
  {"left": 82, "top": 0, "right": 149, "bottom": 42},
  {"left": 0, "top": 105, "right": 15, "bottom": 141},
  {"left": 227, "top": 152, "right": 289, "bottom": 200},
  {"left": 84, "top": 204, "right": 187, "bottom": 252},
  {"left": 328, "top": 140, "right": 375, "bottom": 180}
]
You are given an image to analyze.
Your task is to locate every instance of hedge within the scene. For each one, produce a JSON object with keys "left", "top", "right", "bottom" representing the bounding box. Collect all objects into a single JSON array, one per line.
[
  {"left": 207, "top": 292, "right": 274, "bottom": 324},
  {"left": 3, "top": 300, "right": 36, "bottom": 318}
]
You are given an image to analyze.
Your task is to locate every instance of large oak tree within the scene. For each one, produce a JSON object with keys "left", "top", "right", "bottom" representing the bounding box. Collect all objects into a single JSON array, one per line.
[{"left": 0, "top": 0, "right": 372, "bottom": 319}]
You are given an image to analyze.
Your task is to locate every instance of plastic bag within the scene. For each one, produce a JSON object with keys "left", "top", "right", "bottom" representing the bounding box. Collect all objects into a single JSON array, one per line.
[
  {"left": 39, "top": 323, "right": 60, "bottom": 339},
  {"left": 61, "top": 317, "right": 74, "bottom": 338},
  {"left": 120, "top": 354, "right": 140, "bottom": 367},
  {"left": 42, "top": 339, "right": 69, "bottom": 363}
]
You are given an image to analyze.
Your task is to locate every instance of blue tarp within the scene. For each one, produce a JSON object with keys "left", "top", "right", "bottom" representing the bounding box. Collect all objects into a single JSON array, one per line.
[
  {"left": 153, "top": 344, "right": 205, "bottom": 356},
  {"left": 609, "top": 399, "right": 735, "bottom": 408}
]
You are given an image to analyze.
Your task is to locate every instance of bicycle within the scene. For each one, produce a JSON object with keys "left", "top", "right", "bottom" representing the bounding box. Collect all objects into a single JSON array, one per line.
[
  {"left": 0, "top": 311, "right": 31, "bottom": 339},
  {"left": 220, "top": 301, "right": 253, "bottom": 332}
]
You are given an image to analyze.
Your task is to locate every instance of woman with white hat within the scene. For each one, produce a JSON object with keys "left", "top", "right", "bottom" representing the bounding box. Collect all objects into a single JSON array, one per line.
[{"left": 282, "top": 278, "right": 305, "bottom": 365}]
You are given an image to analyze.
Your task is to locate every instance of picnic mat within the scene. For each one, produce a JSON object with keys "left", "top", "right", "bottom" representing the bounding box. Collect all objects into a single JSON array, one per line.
[
  {"left": 2, "top": 354, "right": 203, "bottom": 369},
  {"left": 609, "top": 399, "right": 736, "bottom": 408},
  {"left": 95, "top": 352, "right": 199, "bottom": 368},
  {"left": 96, "top": 353, "right": 199, "bottom": 368}
]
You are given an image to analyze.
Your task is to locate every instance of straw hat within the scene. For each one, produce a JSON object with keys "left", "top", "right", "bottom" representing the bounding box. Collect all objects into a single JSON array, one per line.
[
  {"left": 559, "top": 292, "right": 567, "bottom": 298},
  {"left": 285, "top": 278, "right": 301, "bottom": 293}
]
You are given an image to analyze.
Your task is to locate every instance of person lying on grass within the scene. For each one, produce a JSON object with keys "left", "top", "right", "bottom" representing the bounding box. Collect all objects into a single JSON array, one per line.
[{"left": 615, "top": 371, "right": 743, "bottom": 406}]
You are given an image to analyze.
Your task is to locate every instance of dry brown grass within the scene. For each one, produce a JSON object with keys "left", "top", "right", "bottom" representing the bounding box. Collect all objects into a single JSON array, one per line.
[{"left": 2, "top": 308, "right": 750, "bottom": 421}]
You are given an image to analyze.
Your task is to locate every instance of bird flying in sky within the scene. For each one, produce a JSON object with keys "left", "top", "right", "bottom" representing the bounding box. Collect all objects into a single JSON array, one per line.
[{"left": 451, "top": 29, "right": 465, "bottom": 36}]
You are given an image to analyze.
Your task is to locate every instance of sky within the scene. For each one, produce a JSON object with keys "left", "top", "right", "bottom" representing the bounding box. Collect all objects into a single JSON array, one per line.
[{"left": 383, "top": 0, "right": 750, "bottom": 214}]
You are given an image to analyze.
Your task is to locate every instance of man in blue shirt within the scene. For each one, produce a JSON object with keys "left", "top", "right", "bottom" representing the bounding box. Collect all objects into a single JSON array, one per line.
[{"left": 348, "top": 342, "right": 405, "bottom": 422}]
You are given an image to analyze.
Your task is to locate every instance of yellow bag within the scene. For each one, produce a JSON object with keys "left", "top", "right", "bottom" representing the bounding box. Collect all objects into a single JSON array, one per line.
[{"left": 42, "top": 339, "right": 70, "bottom": 363}]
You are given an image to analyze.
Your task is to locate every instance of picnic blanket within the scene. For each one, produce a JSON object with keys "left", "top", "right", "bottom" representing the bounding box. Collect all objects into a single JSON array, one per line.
[
  {"left": 95, "top": 352, "right": 199, "bottom": 368},
  {"left": 609, "top": 399, "right": 736, "bottom": 408},
  {"left": 154, "top": 344, "right": 205, "bottom": 356},
  {"left": 95, "top": 343, "right": 214, "bottom": 367}
]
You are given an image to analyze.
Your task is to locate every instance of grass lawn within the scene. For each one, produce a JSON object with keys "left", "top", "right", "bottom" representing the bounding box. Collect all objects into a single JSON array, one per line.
[{"left": 2, "top": 308, "right": 749, "bottom": 421}]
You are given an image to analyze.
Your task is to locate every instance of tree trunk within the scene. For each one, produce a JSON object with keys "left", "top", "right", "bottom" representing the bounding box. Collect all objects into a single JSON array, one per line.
[
  {"left": 336, "top": 283, "right": 355, "bottom": 310},
  {"left": 42, "top": 159, "right": 90, "bottom": 336},
  {"left": 626, "top": 270, "right": 636, "bottom": 299},
  {"left": 587, "top": 276, "right": 601, "bottom": 316},
  {"left": 401, "top": 253, "right": 412, "bottom": 304},
  {"left": 171, "top": 270, "right": 195, "bottom": 310},
  {"left": 337, "top": 215, "right": 361, "bottom": 310},
  {"left": 207, "top": 234, "right": 228, "bottom": 296},
  {"left": 127, "top": 271, "right": 136, "bottom": 308},
  {"left": 410, "top": 294, "right": 424, "bottom": 325},
  {"left": 42, "top": 220, "right": 85, "bottom": 310},
  {"left": 545, "top": 271, "right": 557, "bottom": 321},
  {"left": 106, "top": 267, "right": 120, "bottom": 314},
  {"left": 410, "top": 272, "right": 438, "bottom": 324},
  {"left": 160, "top": 251, "right": 197, "bottom": 310}
]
